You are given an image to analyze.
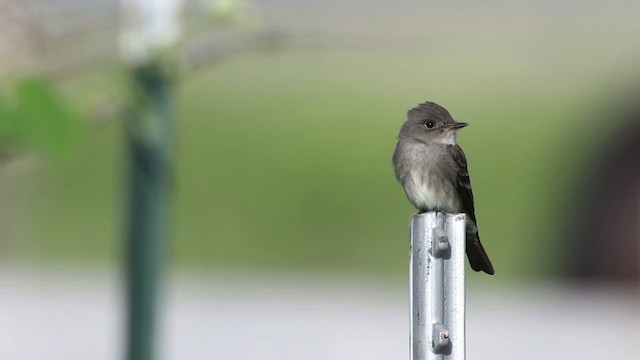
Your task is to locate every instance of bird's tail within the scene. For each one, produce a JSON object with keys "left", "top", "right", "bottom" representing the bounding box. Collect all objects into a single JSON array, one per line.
[{"left": 466, "top": 232, "right": 495, "bottom": 275}]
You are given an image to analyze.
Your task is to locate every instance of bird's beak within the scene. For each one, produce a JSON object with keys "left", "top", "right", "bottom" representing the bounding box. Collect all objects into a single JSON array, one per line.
[{"left": 443, "top": 121, "right": 468, "bottom": 130}]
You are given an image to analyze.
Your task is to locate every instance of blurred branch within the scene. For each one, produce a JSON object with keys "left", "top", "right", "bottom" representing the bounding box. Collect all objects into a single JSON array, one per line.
[
  {"left": 0, "top": 0, "right": 291, "bottom": 130},
  {"left": 180, "top": 27, "right": 287, "bottom": 73}
]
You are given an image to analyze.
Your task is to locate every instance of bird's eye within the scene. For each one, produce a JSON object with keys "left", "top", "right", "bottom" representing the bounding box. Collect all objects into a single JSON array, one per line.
[{"left": 425, "top": 121, "right": 435, "bottom": 129}]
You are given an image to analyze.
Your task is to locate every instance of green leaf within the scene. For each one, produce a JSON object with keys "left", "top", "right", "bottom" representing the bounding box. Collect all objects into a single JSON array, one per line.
[{"left": 6, "top": 77, "right": 84, "bottom": 158}]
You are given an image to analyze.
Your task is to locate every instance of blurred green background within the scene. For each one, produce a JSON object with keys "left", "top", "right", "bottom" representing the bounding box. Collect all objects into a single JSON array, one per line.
[{"left": 2, "top": 0, "right": 640, "bottom": 281}]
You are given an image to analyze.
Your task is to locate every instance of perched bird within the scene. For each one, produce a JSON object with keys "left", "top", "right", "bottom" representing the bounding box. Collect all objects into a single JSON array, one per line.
[{"left": 392, "top": 101, "right": 494, "bottom": 275}]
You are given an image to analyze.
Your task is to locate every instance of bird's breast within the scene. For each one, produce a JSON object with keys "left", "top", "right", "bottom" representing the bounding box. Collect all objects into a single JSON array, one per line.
[
  {"left": 405, "top": 169, "right": 458, "bottom": 211},
  {"left": 397, "top": 144, "right": 459, "bottom": 212}
]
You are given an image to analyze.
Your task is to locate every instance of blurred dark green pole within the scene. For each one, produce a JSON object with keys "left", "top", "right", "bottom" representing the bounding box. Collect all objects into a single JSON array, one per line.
[{"left": 125, "top": 63, "right": 173, "bottom": 360}]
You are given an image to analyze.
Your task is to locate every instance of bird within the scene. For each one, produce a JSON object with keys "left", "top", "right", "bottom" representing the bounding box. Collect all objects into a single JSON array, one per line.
[{"left": 392, "top": 101, "right": 494, "bottom": 275}]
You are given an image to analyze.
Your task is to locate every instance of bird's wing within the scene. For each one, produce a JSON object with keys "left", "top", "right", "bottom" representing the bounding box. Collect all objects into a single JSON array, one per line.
[
  {"left": 449, "top": 145, "right": 477, "bottom": 223},
  {"left": 449, "top": 144, "right": 495, "bottom": 274}
]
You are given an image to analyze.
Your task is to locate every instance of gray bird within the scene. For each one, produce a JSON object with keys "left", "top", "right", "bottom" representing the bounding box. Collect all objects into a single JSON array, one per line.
[{"left": 392, "top": 101, "right": 495, "bottom": 275}]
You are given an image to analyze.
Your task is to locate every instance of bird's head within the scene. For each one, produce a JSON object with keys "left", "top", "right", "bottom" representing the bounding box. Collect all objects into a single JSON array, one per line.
[{"left": 399, "top": 101, "right": 468, "bottom": 145}]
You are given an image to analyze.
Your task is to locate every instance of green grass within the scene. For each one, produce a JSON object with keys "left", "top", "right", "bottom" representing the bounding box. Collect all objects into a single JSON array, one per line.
[{"left": 4, "top": 44, "right": 638, "bottom": 280}]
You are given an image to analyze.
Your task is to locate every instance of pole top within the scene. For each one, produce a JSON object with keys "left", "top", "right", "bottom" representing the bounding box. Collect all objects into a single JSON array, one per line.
[{"left": 411, "top": 211, "right": 466, "bottom": 221}]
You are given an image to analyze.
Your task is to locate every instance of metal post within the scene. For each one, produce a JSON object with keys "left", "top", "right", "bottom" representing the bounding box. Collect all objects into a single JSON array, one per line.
[
  {"left": 121, "top": 2, "right": 182, "bottom": 360},
  {"left": 410, "top": 212, "right": 466, "bottom": 360},
  {"left": 125, "top": 64, "right": 173, "bottom": 360}
]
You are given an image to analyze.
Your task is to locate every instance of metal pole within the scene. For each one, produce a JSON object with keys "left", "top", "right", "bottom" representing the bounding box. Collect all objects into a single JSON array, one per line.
[
  {"left": 121, "top": 2, "right": 182, "bottom": 360},
  {"left": 125, "top": 64, "right": 173, "bottom": 360},
  {"left": 410, "top": 212, "right": 466, "bottom": 360}
]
